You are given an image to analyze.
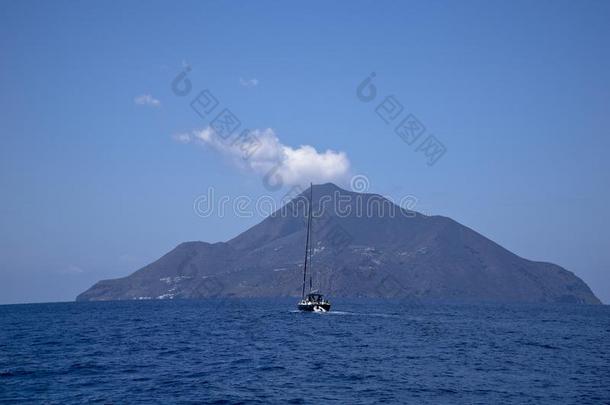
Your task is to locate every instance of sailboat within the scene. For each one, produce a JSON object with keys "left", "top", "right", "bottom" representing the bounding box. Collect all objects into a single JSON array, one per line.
[{"left": 297, "top": 183, "right": 331, "bottom": 312}]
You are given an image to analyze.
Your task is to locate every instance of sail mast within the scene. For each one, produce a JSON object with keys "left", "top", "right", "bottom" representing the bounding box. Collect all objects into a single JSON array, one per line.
[
  {"left": 309, "top": 184, "right": 314, "bottom": 293},
  {"left": 301, "top": 183, "right": 313, "bottom": 299}
]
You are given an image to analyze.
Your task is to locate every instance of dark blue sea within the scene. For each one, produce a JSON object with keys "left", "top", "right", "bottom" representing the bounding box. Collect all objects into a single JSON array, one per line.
[{"left": 1, "top": 299, "right": 609, "bottom": 404}]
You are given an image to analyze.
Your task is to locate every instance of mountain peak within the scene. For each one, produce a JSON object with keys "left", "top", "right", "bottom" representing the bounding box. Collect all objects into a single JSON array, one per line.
[
  {"left": 301, "top": 182, "right": 349, "bottom": 197},
  {"left": 314, "top": 182, "right": 345, "bottom": 192}
]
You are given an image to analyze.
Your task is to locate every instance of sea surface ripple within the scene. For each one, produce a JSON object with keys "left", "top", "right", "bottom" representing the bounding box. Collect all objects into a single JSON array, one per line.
[{"left": 1, "top": 299, "right": 609, "bottom": 404}]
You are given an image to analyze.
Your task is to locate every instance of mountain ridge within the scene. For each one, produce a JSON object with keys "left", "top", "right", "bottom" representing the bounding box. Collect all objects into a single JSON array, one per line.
[{"left": 77, "top": 183, "right": 601, "bottom": 304}]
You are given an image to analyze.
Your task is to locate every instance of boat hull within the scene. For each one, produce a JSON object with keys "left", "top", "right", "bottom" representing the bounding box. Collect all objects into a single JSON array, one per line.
[{"left": 297, "top": 303, "right": 331, "bottom": 312}]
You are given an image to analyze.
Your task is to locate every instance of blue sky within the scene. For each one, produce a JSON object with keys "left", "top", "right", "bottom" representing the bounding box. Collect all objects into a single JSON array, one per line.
[{"left": 1, "top": 0, "right": 609, "bottom": 304}]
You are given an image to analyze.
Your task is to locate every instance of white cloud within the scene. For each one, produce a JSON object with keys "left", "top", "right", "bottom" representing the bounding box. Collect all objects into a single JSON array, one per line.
[
  {"left": 172, "top": 133, "right": 192, "bottom": 143},
  {"left": 134, "top": 94, "right": 161, "bottom": 107},
  {"left": 173, "top": 127, "right": 351, "bottom": 187},
  {"left": 239, "top": 77, "right": 259, "bottom": 88}
]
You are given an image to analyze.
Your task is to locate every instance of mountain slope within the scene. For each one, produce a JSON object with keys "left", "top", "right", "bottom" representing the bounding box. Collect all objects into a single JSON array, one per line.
[{"left": 77, "top": 183, "right": 600, "bottom": 304}]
